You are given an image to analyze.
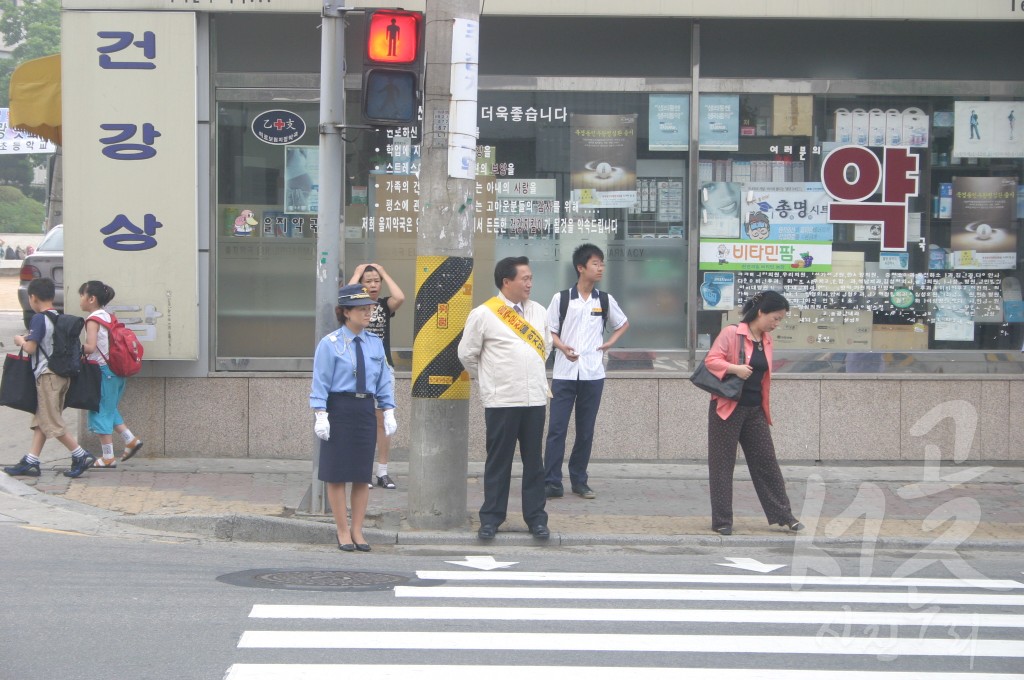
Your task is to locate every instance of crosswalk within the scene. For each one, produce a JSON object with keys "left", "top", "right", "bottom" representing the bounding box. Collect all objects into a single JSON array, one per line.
[{"left": 224, "top": 568, "right": 1024, "bottom": 679}]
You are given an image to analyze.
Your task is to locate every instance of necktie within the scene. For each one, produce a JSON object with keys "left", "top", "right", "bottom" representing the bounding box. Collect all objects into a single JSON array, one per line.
[
  {"left": 352, "top": 336, "right": 366, "bottom": 393},
  {"left": 513, "top": 304, "right": 524, "bottom": 317}
]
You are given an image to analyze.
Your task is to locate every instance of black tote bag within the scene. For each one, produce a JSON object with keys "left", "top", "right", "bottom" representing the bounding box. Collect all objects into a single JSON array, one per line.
[
  {"left": 65, "top": 358, "right": 102, "bottom": 412},
  {"left": 689, "top": 328, "right": 746, "bottom": 401},
  {"left": 0, "top": 351, "right": 38, "bottom": 414}
]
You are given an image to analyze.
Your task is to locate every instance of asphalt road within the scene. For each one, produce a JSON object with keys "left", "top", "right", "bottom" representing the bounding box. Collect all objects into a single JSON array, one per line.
[{"left": 1, "top": 494, "right": 1022, "bottom": 679}]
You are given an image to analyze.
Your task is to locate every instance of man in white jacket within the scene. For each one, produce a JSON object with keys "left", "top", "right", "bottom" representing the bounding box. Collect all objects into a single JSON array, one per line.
[{"left": 458, "top": 256, "right": 552, "bottom": 540}]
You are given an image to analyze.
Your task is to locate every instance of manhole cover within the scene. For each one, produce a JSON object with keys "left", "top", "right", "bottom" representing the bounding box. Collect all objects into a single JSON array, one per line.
[{"left": 217, "top": 569, "right": 412, "bottom": 592}]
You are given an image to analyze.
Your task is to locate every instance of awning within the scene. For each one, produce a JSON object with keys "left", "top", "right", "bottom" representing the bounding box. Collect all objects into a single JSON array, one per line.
[{"left": 8, "top": 54, "right": 62, "bottom": 146}]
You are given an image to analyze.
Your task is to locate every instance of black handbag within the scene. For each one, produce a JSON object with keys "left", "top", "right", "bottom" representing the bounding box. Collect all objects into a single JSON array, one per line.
[
  {"left": 65, "top": 358, "right": 102, "bottom": 412},
  {"left": 0, "top": 350, "right": 39, "bottom": 414},
  {"left": 690, "top": 328, "right": 746, "bottom": 400}
]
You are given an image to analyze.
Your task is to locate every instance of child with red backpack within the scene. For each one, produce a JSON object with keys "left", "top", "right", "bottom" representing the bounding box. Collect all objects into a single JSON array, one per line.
[{"left": 79, "top": 280, "right": 143, "bottom": 468}]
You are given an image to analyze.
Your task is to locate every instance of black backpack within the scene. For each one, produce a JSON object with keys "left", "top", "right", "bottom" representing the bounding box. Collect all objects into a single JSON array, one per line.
[
  {"left": 558, "top": 287, "right": 610, "bottom": 333},
  {"left": 39, "top": 311, "right": 84, "bottom": 378}
]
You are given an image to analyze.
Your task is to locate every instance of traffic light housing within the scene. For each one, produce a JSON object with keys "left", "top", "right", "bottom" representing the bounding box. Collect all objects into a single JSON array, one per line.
[{"left": 362, "top": 9, "right": 424, "bottom": 126}]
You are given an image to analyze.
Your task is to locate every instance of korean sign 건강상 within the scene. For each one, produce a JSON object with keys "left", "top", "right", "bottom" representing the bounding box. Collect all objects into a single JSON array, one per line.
[{"left": 63, "top": 11, "right": 198, "bottom": 359}]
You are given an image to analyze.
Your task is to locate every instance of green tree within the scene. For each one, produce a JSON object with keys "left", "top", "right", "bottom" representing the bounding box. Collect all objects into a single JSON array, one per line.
[
  {"left": 0, "top": 0, "right": 60, "bottom": 200},
  {"left": 0, "top": 0, "right": 61, "bottom": 106}
]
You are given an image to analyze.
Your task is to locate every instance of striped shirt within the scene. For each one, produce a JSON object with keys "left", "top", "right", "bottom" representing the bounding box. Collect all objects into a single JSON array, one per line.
[{"left": 546, "top": 287, "right": 627, "bottom": 381}]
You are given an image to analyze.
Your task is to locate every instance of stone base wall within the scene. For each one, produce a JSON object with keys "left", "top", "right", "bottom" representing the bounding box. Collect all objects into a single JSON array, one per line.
[{"left": 82, "top": 375, "right": 1024, "bottom": 462}]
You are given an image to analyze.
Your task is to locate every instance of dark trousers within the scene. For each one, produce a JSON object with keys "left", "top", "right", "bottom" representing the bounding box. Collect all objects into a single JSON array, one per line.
[
  {"left": 480, "top": 405, "right": 548, "bottom": 527},
  {"left": 707, "top": 401, "right": 795, "bottom": 530},
  {"left": 544, "top": 377, "right": 605, "bottom": 488}
]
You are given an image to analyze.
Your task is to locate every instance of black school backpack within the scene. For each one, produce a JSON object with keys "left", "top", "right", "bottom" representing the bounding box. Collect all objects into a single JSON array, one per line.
[
  {"left": 39, "top": 311, "right": 84, "bottom": 378},
  {"left": 558, "top": 288, "right": 610, "bottom": 333}
]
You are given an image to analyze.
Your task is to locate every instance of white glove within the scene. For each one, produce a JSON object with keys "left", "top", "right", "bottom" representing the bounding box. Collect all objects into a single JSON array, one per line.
[
  {"left": 314, "top": 411, "right": 330, "bottom": 441},
  {"left": 383, "top": 409, "right": 398, "bottom": 437}
]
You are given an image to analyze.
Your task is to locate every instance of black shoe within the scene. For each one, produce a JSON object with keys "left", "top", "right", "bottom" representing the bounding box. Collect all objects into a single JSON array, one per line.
[
  {"left": 545, "top": 483, "right": 563, "bottom": 498},
  {"left": 477, "top": 524, "right": 497, "bottom": 540},
  {"left": 3, "top": 457, "right": 40, "bottom": 477},
  {"left": 376, "top": 474, "right": 396, "bottom": 489},
  {"left": 786, "top": 521, "right": 805, "bottom": 532},
  {"left": 64, "top": 454, "right": 95, "bottom": 479},
  {"left": 714, "top": 526, "right": 732, "bottom": 536},
  {"left": 530, "top": 524, "right": 550, "bottom": 539},
  {"left": 355, "top": 543, "right": 371, "bottom": 552},
  {"left": 338, "top": 542, "right": 355, "bottom": 552},
  {"left": 571, "top": 483, "right": 596, "bottom": 499}
]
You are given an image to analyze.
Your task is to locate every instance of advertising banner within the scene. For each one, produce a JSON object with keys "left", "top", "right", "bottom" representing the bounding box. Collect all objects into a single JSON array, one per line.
[
  {"left": 700, "top": 272, "right": 735, "bottom": 311},
  {"left": 951, "top": 176, "right": 1018, "bottom": 270},
  {"left": 63, "top": 11, "right": 198, "bottom": 359},
  {"left": 570, "top": 114, "right": 638, "bottom": 208},
  {"left": 648, "top": 94, "right": 689, "bottom": 151},
  {"left": 699, "top": 95, "right": 739, "bottom": 151},
  {"left": 0, "top": 108, "right": 56, "bottom": 154},
  {"left": 699, "top": 240, "right": 832, "bottom": 272},
  {"left": 742, "top": 183, "right": 834, "bottom": 241}
]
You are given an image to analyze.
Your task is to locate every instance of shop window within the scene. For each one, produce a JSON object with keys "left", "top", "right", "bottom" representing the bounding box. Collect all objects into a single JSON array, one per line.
[{"left": 215, "top": 102, "right": 320, "bottom": 358}]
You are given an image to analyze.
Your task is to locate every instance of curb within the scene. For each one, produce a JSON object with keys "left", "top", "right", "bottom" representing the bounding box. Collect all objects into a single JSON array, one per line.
[{"left": 113, "top": 511, "right": 1024, "bottom": 552}]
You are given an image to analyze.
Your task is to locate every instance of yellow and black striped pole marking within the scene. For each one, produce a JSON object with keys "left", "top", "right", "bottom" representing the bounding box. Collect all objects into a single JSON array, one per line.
[{"left": 412, "top": 255, "right": 473, "bottom": 399}]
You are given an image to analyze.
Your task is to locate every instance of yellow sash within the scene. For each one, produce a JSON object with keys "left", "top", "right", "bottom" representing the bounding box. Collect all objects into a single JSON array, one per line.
[{"left": 484, "top": 297, "right": 546, "bottom": 361}]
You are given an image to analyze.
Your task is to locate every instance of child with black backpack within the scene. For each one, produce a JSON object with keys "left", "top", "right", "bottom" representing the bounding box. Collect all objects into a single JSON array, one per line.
[
  {"left": 79, "top": 280, "right": 143, "bottom": 468},
  {"left": 3, "top": 278, "right": 96, "bottom": 479}
]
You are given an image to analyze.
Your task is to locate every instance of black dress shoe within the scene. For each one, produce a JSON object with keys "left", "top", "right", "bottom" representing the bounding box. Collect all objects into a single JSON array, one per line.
[
  {"left": 338, "top": 542, "right": 355, "bottom": 552},
  {"left": 787, "top": 521, "right": 805, "bottom": 532},
  {"left": 355, "top": 543, "right": 371, "bottom": 552},
  {"left": 714, "top": 526, "right": 732, "bottom": 536},
  {"left": 530, "top": 524, "right": 550, "bottom": 539},
  {"left": 477, "top": 524, "right": 497, "bottom": 540}
]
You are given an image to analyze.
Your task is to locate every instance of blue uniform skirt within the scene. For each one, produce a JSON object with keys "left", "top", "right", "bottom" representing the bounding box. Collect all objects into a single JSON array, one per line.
[{"left": 318, "top": 392, "right": 377, "bottom": 483}]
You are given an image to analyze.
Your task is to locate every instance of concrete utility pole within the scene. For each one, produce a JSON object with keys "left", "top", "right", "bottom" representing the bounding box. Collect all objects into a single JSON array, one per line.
[
  {"left": 407, "top": 0, "right": 481, "bottom": 529},
  {"left": 308, "top": 0, "right": 347, "bottom": 514}
]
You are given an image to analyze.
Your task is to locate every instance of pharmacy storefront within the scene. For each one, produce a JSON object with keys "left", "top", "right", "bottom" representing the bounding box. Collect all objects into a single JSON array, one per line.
[{"left": 61, "top": 0, "right": 1024, "bottom": 461}]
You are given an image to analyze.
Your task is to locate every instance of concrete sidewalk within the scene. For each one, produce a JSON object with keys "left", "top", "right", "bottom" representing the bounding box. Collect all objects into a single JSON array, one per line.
[{"left": 2, "top": 452, "right": 1023, "bottom": 550}]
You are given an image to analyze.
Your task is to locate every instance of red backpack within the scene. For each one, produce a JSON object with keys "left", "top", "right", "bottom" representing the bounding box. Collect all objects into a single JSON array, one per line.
[{"left": 93, "top": 313, "right": 144, "bottom": 377}]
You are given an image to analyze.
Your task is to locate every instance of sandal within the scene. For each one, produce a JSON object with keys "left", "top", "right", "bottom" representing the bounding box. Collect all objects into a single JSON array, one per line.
[
  {"left": 122, "top": 438, "right": 143, "bottom": 462},
  {"left": 92, "top": 457, "right": 117, "bottom": 468}
]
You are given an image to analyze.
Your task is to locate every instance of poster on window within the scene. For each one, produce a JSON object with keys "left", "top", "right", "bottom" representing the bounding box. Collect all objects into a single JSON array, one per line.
[
  {"left": 951, "top": 176, "right": 1017, "bottom": 270},
  {"left": 953, "top": 102, "right": 1024, "bottom": 158},
  {"left": 742, "top": 183, "right": 834, "bottom": 241},
  {"left": 569, "top": 114, "right": 638, "bottom": 208},
  {"left": 771, "top": 95, "right": 813, "bottom": 137},
  {"left": 932, "top": 275, "right": 976, "bottom": 341},
  {"left": 284, "top": 145, "right": 319, "bottom": 214},
  {"left": 699, "top": 95, "right": 739, "bottom": 151},
  {"left": 648, "top": 94, "right": 689, "bottom": 151},
  {"left": 700, "top": 182, "right": 741, "bottom": 238}
]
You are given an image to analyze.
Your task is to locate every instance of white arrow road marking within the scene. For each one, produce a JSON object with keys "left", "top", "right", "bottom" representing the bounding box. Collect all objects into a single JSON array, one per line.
[
  {"left": 224, "top": 665, "right": 1024, "bottom": 680},
  {"left": 444, "top": 556, "right": 518, "bottom": 570},
  {"left": 716, "top": 557, "right": 786, "bottom": 573},
  {"left": 237, "top": 630, "right": 1024, "bottom": 657}
]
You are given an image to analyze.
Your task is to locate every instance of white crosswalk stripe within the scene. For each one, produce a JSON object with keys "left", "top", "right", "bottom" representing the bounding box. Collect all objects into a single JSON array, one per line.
[{"left": 225, "top": 570, "right": 1024, "bottom": 678}]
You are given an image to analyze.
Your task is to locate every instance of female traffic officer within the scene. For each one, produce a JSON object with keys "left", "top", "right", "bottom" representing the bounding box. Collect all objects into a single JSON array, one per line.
[{"left": 310, "top": 283, "right": 397, "bottom": 552}]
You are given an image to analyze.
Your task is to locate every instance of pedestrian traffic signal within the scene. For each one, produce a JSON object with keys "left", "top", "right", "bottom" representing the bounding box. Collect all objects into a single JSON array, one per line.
[{"left": 362, "top": 9, "right": 424, "bottom": 126}]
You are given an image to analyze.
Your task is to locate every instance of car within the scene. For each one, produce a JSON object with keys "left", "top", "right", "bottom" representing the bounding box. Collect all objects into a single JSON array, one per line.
[{"left": 18, "top": 224, "right": 64, "bottom": 329}]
